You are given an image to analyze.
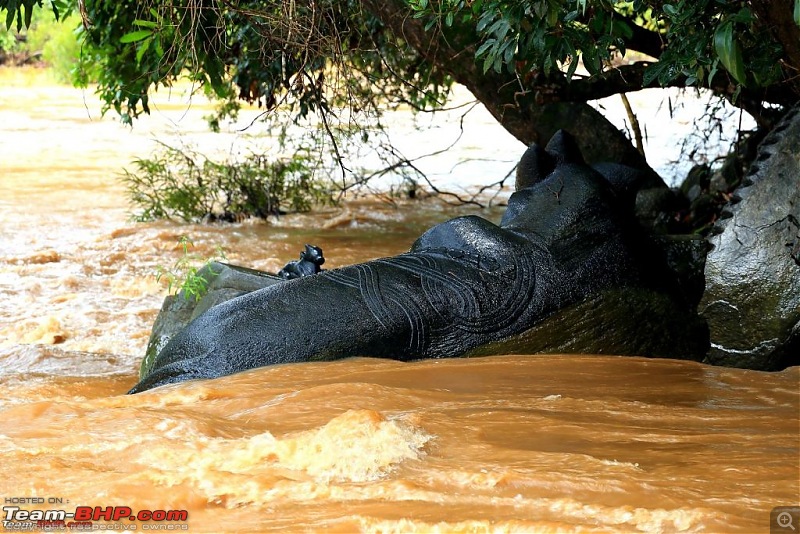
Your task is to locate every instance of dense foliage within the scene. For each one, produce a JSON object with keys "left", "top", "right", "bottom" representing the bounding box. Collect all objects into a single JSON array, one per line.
[
  {"left": 122, "top": 143, "right": 336, "bottom": 222},
  {"left": 71, "top": 0, "right": 453, "bottom": 126},
  {"left": 2, "top": 0, "right": 798, "bottom": 175},
  {"left": 22, "top": 2, "right": 797, "bottom": 124},
  {"left": 411, "top": 0, "right": 788, "bottom": 90}
]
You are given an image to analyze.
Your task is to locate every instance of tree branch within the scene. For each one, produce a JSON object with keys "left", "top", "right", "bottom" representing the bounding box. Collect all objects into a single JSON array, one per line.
[
  {"left": 749, "top": 0, "right": 800, "bottom": 96},
  {"left": 527, "top": 62, "right": 798, "bottom": 125},
  {"left": 360, "top": 0, "right": 661, "bottom": 182},
  {"left": 620, "top": 14, "right": 664, "bottom": 59},
  {"left": 573, "top": 9, "right": 663, "bottom": 59}
]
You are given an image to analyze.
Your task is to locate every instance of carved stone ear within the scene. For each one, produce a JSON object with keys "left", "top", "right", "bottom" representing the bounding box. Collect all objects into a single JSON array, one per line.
[
  {"left": 515, "top": 143, "right": 555, "bottom": 190},
  {"left": 544, "top": 130, "right": 586, "bottom": 166},
  {"left": 515, "top": 130, "right": 589, "bottom": 191},
  {"left": 303, "top": 244, "right": 325, "bottom": 265}
]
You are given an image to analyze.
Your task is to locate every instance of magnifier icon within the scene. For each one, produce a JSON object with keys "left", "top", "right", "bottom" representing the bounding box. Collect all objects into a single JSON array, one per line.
[{"left": 778, "top": 511, "right": 796, "bottom": 531}]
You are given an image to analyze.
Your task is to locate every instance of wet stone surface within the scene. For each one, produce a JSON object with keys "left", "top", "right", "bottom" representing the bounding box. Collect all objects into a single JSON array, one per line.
[{"left": 699, "top": 106, "right": 800, "bottom": 370}]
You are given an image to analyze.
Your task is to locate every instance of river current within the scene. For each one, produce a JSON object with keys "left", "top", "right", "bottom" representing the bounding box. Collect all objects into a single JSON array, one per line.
[{"left": 0, "top": 68, "right": 798, "bottom": 533}]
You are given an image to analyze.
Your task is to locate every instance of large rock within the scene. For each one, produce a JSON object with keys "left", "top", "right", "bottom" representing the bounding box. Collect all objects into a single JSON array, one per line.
[{"left": 699, "top": 107, "right": 800, "bottom": 370}]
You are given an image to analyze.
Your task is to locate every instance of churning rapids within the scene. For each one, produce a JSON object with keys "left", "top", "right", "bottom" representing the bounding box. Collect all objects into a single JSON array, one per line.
[{"left": 0, "top": 69, "right": 798, "bottom": 533}]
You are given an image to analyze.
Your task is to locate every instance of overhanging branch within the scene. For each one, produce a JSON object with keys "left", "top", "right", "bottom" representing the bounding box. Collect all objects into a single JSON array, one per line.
[
  {"left": 360, "top": 0, "right": 659, "bottom": 177},
  {"left": 528, "top": 62, "right": 798, "bottom": 115},
  {"left": 571, "top": 9, "right": 663, "bottom": 59}
]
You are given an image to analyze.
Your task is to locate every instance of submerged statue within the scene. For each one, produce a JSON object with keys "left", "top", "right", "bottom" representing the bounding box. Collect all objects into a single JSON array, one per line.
[{"left": 130, "top": 130, "right": 703, "bottom": 394}]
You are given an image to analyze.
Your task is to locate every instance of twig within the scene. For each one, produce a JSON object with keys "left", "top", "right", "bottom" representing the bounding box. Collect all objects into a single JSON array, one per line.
[{"left": 620, "top": 93, "right": 645, "bottom": 157}]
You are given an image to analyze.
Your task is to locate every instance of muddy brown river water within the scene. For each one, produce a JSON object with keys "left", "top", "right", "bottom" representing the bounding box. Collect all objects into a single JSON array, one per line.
[{"left": 0, "top": 69, "right": 798, "bottom": 533}]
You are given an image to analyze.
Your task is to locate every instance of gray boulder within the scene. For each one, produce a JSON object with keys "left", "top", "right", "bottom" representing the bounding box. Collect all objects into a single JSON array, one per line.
[{"left": 699, "top": 107, "right": 800, "bottom": 370}]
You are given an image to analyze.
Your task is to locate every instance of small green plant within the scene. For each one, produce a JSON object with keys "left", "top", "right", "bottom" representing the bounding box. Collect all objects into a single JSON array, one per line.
[
  {"left": 122, "top": 143, "right": 336, "bottom": 222},
  {"left": 156, "top": 236, "right": 227, "bottom": 301},
  {"left": 35, "top": 13, "right": 82, "bottom": 83},
  {"left": 0, "top": 26, "right": 18, "bottom": 53}
]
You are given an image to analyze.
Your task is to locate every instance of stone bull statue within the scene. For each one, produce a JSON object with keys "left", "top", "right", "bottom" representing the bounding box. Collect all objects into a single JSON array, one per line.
[{"left": 130, "top": 131, "right": 706, "bottom": 393}]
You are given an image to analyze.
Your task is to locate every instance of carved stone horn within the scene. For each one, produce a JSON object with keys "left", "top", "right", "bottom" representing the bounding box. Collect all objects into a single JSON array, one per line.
[
  {"left": 515, "top": 130, "right": 586, "bottom": 191},
  {"left": 515, "top": 143, "right": 553, "bottom": 191},
  {"left": 545, "top": 129, "right": 586, "bottom": 166}
]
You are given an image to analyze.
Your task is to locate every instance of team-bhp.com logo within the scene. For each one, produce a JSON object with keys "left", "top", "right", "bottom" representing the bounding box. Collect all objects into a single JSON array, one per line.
[{"left": 2, "top": 505, "right": 189, "bottom": 531}]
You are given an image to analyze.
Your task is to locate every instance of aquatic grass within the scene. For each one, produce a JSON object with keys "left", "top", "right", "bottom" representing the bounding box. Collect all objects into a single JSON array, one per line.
[{"left": 156, "top": 236, "right": 226, "bottom": 301}]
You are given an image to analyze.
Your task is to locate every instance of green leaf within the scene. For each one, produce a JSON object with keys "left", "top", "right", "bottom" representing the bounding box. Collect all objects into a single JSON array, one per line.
[
  {"left": 476, "top": 11, "right": 494, "bottom": 32},
  {"left": 566, "top": 57, "right": 579, "bottom": 80},
  {"left": 5, "top": 2, "right": 16, "bottom": 31},
  {"left": 713, "top": 22, "right": 746, "bottom": 85},
  {"left": 136, "top": 36, "right": 152, "bottom": 64},
  {"left": 731, "top": 84, "right": 742, "bottom": 104},
  {"left": 486, "top": 18, "right": 510, "bottom": 40},
  {"left": 475, "top": 38, "right": 496, "bottom": 58},
  {"left": 546, "top": 8, "right": 558, "bottom": 26},
  {"left": 795, "top": 0, "right": 800, "bottom": 28},
  {"left": 482, "top": 52, "right": 494, "bottom": 74},
  {"left": 22, "top": 2, "right": 31, "bottom": 28},
  {"left": 589, "top": 11, "right": 605, "bottom": 33},
  {"left": 732, "top": 7, "right": 753, "bottom": 25},
  {"left": 612, "top": 20, "right": 633, "bottom": 40},
  {"left": 120, "top": 30, "right": 154, "bottom": 44},
  {"left": 133, "top": 19, "right": 158, "bottom": 29},
  {"left": 493, "top": 54, "right": 503, "bottom": 73},
  {"left": 51, "top": 0, "right": 67, "bottom": 19},
  {"left": 503, "top": 41, "right": 515, "bottom": 63},
  {"left": 707, "top": 59, "right": 719, "bottom": 86},
  {"left": 642, "top": 61, "right": 667, "bottom": 86}
]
